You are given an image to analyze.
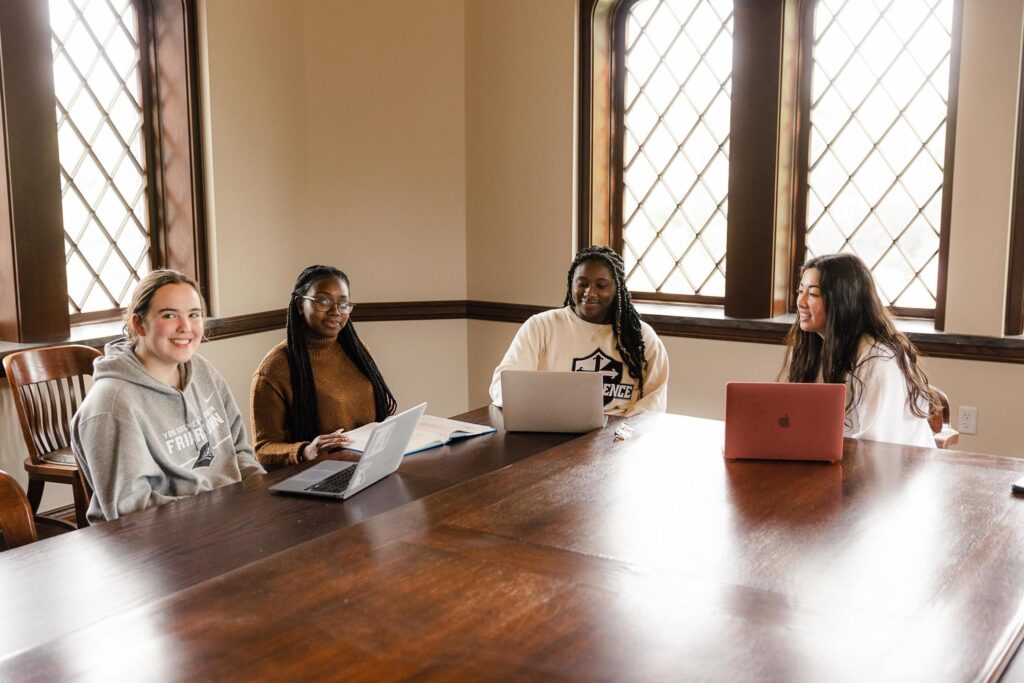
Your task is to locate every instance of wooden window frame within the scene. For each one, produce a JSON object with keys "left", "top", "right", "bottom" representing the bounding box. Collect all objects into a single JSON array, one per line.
[
  {"left": 0, "top": 0, "right": 207, "bottom": 343},
  {"left": 1005, "top": 21, "right": 1024, "bottom": 336},
  {"left": 580, "top": 0, "right": 963, "bottom": 325}
]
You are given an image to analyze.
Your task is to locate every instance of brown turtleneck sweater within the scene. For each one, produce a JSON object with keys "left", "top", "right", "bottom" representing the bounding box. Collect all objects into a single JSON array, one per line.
[{"left": 250, "top": 335, "right": 376, "bottom": 469}]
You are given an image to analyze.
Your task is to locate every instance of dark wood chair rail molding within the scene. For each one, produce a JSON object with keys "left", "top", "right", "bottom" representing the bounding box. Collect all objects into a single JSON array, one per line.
[
  {"left": 203, "top": 301, "right": 471, "bottom": 342},
  {"left": 4, "top": 300, "right": 1024, "bottom": 377},
  {"left": 190, "top": 300, "right": 1024, "bottom": 364}
]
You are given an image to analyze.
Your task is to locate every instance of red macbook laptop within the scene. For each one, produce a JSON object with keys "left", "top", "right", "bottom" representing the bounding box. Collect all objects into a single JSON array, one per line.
[{"left": 724, "top": 382, "right": 846, "bottom": 462}]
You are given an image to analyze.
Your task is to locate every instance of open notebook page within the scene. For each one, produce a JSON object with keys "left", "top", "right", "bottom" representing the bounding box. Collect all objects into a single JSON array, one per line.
[{"left": 343, "top": 414, "right": 495, "bottom": 455}]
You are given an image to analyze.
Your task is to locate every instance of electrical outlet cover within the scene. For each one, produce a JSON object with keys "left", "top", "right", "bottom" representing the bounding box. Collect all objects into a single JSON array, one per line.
[{"left": 957, "top": 406, "right": 978, "bottom": 435}]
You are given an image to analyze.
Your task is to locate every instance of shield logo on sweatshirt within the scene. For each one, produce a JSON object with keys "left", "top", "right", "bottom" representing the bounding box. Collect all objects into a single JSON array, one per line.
[
  {"left": 193, "top": 441, "right": 214, "bottom": 469},
  {"left": 571, "top": 349, "right": 632, "bottom": 405}
]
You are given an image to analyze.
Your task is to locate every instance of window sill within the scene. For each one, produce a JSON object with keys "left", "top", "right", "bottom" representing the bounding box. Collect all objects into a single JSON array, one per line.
[
  {"left": 0, "top": 319, "right": 125, "bottom": 360},
  {"left": 633, "top": 301, "right": 1024, "bottom": 363}
]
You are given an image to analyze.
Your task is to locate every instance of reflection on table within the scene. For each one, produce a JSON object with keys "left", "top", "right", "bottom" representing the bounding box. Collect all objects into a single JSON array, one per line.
[{"left": 1, "top": 408, "right": 1022, "bottom": 681}]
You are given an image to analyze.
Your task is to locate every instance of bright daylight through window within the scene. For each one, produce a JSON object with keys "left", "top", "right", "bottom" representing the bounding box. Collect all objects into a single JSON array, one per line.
[
  {"left": 805, "top": 0, "right": 954, "bottom": 310},
  {"left": 50, "top": 0, "right": 150, "bottom": 316},
  {"left": 621, "top": 0, "right": 732, "bottom": 300}
]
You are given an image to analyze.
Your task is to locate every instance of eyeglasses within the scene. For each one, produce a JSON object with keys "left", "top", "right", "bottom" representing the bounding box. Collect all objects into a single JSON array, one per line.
[{"left": 299, "top": 295, "right": 356, "bottom": 314}]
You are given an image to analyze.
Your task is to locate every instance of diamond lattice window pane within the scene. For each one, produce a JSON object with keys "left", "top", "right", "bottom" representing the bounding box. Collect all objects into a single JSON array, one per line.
[
  {"left": 662, "top": 214, "right": 698, "bottom": 258},
  {"left": 621, "top": 0, "right": 733, "bottom": 299},
  {"left": 645, "top": 124, "right": 678, "bottom": 173},
  {"left": 848, "top": 215, "right": 890, "bottom": 267},
  {"left": 643, "top": 181, "right": 678, "bottom": 229},
  {"left": 805, "top": 0, "right": 953, "bottom": 311},
  {"left": 51, "top": 0, "right": 150, "bottom": 315}
]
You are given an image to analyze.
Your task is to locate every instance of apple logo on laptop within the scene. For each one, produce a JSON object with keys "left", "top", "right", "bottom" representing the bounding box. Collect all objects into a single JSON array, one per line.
[{"left": 778, "top": 414, "right": 790, "bottom": 428}]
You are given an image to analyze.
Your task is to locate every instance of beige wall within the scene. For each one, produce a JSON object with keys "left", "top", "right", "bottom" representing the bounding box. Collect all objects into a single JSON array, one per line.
[
  {"left": 465, "top": 0, "right": 578, "bottom": 306},
  {"left": 199, "top": 0, "right": 473, "bottom": 425},
  {"left": 199, "top": 0, "right": 308, "bottom": 316},
  {"left": 200, "top": 0, "right": 468, "bottom": 314},
  {"left": 944, "top": 0, "right": 1024, "bottom": 335}
]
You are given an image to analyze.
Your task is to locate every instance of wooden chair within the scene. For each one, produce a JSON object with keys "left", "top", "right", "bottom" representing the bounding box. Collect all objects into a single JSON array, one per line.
[
  {"left": 928, "top": 385, "right": 960, "bottom": 449},
  {"left": 0, "top": 469, "right": 38, "bottom": 549},
  {"left": 3, "top": 344, "right": 101, "bottom": 530}
]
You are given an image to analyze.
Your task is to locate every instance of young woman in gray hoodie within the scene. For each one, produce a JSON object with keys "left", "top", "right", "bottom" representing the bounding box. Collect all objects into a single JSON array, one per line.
[{"left": 71, "top": 270, "right": 264, "bottom": 522}]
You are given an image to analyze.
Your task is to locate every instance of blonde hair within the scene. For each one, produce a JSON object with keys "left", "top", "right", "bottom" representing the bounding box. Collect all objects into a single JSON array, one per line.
[{"left": 123, "top": 270, "right": 206, "bottom": 341}]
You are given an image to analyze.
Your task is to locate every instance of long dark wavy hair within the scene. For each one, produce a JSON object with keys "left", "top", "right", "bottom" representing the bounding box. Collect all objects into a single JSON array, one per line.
[
  {"left": 564, "top": 245, "right": 649, "bottom": 397},
  {"left": 285, "top": 265, "right": 396, "bottom": 441},
  {"left": 779, "top": 253, "right": 936, "bottom": 419}
]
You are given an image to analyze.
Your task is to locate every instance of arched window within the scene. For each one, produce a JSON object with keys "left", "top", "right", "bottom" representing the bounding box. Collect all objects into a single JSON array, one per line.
[
  {"left": 799, "top": 0, "right": 957, "bottom": 317},
  {"left": 615, "top": 0, "right": 733, "bottom": 303}
]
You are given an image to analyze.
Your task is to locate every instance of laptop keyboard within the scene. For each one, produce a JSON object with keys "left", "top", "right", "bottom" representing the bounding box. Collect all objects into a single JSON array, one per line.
[{"left": 305, "top": 465, "right": 356, "bottom": 493}]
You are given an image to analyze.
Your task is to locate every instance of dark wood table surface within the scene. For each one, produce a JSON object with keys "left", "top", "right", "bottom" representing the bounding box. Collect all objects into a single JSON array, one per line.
[{"left": 3, "top": 408, "right": 1024, "bottom": 681}]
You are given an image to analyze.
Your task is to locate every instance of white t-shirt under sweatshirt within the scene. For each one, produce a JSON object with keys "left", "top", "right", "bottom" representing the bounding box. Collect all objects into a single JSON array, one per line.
[
  {"left": 845, "top": 342, "right": 934, "bottom": 448},
  {"left": 489, "top": 306, "right": 669, "bottom": 416}
]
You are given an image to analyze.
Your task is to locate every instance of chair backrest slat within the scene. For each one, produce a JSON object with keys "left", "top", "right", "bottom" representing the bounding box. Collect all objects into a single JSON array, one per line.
[
  {"left": 54, "top": 377, "right": 72, "bottom": 447},
  {"left": 20, "top": 384, "right": 49, "bottom": 456},
  {"left": 70, "top": 374, "right": 87, "bottom": 414},
  {"left": 40, "top": 380, "right": 60, "bottom": 452}
]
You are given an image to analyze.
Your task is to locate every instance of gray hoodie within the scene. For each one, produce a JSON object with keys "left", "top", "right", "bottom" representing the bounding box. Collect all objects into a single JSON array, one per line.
[{"left": 71, "top": 340, "right": 265, "bottom": 522}]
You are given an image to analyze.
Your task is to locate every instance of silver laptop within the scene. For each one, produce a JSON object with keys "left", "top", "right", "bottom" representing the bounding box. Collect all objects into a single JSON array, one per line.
[
  {"left": 269, "top": 402, "right": 427, "bottom": 499},
  {"left": 501, "top": 370, "right": 607, "bottom": 433}
]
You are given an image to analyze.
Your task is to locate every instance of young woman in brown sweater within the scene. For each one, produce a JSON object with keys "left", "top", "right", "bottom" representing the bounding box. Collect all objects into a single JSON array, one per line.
[{"left": 250, "top": 265, "right": 396, "bottom": 469}]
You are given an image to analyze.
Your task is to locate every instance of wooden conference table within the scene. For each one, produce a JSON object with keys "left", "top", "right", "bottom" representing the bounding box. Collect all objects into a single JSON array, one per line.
[{"left": 2, "top": 407, "right": 1024, "bottom": 681}]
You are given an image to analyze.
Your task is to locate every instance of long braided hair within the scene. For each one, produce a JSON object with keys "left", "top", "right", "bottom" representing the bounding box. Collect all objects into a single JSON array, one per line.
[
  {"left": 563, "top": 245, "right": 649, "bottom": 397},
  {"left": 780, "top": 253, "right": 937, "bottom": 420},
  {"left": 285, "top": 265, "right": 397, "bottom": 441}
]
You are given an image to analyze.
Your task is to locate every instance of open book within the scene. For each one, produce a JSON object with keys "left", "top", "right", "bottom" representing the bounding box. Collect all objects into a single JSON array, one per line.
[{"left": 343, "top": 414, "right": 496, "bottom": 456}]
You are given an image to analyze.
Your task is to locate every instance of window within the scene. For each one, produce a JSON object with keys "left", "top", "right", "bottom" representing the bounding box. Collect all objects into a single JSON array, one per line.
[
  {"left": 618, "top": 0, "right": 732, "bottom": 302},
  {"left": 802, "top": 0, "right": 955, "bottom": 316},
  {"left": 51, "top": 0, "right": 151, "bottom": 317},
  {"left": 0, "top": 0, "right": 207, "bottom": 342},
  {"left": 581, "top": 0, "right": 962, "bottom": 323}
]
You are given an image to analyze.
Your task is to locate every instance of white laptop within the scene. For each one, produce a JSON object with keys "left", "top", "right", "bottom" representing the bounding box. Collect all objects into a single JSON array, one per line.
[
  {"left": 500, "top": 370, "right": 607, "bottom": 433},
  {"left": 269, "top": 402, "right": 427, "bottom": 499}
]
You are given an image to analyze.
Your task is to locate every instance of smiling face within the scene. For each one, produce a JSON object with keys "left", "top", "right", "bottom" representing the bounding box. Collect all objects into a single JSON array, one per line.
[
  {"left": 796, "top": 267, "right": 827, "bottom": 336},
  {"left": 132, "top": 282, "right": 203, "bottom": 380},
  {"left": 299, "top": 276, "right": 351, "bottom": 339},
  {"left": 571, "top": 260, "right": 616, "bottom": 324}
]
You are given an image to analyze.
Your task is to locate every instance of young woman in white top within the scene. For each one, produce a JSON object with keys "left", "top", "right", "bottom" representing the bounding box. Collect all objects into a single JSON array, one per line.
[
  {"left": 489, "top": 245, "right": 669, "bottom": 416},
  {"left": 780, "top": 253, "right": 937, "bottom": 447}
]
